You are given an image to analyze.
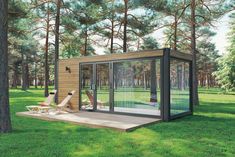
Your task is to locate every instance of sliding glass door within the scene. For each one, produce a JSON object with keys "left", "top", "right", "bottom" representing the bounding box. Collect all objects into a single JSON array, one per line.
[
  {"left": 80, "top": 63, "right": 110, "bottom": 112},
  {"left": 80, "top": 64, "right": 95, "bottom": 111},
  {"left": 96, "top": 63, "right": 110, "bottom": 111},
  {"left": 80, "top": 58, "right": 161, "bottom": 117},
  {"left": 113, "top": 59, "right": 161, "bottom": 116}
]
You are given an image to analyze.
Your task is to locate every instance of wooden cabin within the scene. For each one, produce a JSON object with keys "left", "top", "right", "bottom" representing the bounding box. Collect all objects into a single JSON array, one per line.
[{"left": 57, "top": 48, "right": 193, "bottom": 121}]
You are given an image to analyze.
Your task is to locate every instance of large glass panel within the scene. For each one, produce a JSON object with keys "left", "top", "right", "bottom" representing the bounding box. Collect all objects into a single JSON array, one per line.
[
  {"left": 96, "top": 63, "right": 110, "bottom": 111},
  {"left": 113, "top": 59, "right": 161, "bottom": 116},
  {"left": 81, "top": 64, "right": 94, "bottom": 111},
  {"left": 170, "top": 59, "right": 190, "bottom": 116}
]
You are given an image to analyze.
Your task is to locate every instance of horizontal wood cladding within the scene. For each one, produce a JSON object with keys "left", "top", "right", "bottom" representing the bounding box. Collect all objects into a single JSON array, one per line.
[
  {"left": 58, "top": 72, "right": 78, "bottom": 76},
  {"left": 58, "top": 79, "right": 78, "bottom": 84},
  {"left": 58, "top": 85, "right": 79, "bottom": 90},
  {"left": 58, "top": 60, "right": 79, "bottom": 110},
  {"left": 59, "top": 90, "right": 78, "bottom": 95},
  {"left": 58, "top": 77, "right": 78, "bottom": 82},
  {"left": 58, "top": 80, "right": 78, "bottom": 85},
  {"left": 58, "top": 68, "right": 79, "bottom": 74},
  {"left": 59, "top": 50, "right": 193, "bottom": 65},
  {"left": 78, "top": 50, "right": 163, "bottom": 63},
  {"left": 57, "top": 91, "right": 79, "bottom": 97},
  {"left": 170, "top": 50, "right": 193, "bottom": 61},
  {"left": 58, "top": 96, "right": 78, "bottom": 101},
  {"left": 59, "top": 50, "right": 164, "bottom": 64}
]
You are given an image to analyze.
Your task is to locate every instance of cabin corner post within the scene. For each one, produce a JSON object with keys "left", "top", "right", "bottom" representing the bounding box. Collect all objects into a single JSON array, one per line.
[
  {"left": 93, "top": 64, "right": 97, "bottom": 111},
  {"left": 162, "top": 48, "right": 171, "bottom": 121},
  {"left": 109, "top": 62, "right": 114, "bottom": 112}
]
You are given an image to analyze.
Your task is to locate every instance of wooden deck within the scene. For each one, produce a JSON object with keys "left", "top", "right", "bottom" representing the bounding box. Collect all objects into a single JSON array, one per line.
[{"left": 16, "top": 111, "right": 161, "bottom": 132}]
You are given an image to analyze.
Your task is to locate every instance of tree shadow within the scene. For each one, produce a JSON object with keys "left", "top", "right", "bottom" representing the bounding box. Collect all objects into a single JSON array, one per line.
[
  {"left": 196, "top": 101, "right": 235, "bottom": 115},
  {"left": 198, "top": 88, "right": 235, "bottom": 95},
  {"left": 10, "top": 90, "right": 43, "bottom": 98}
]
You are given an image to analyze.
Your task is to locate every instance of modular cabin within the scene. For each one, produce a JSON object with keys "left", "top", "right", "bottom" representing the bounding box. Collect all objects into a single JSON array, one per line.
[{"left": 57, "top": 48, "right": 193, "bottom": 121}]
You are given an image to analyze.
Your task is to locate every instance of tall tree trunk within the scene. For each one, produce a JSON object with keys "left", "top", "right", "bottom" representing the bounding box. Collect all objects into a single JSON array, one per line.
[
  {"left": 0, "top": 0, "right": 12, "bottom": 133},
  {"left": 12, "top": 62, "right": 18, "bottom": 88},
  {"left": 84, "top": 24, "right": 88, "bottom": 56},
  {"left": 173, "top": 12, "right": 177, "bottom": 51},
  {"left": 181, "top": 63, "right": 185, "bottom": 90},
  {"left": 44, "top": 3, "right": 50, "bottom": 97},
  {"left": 177, "top": 65, "right": 181, "bottom": 89},
  {"left": 34, "top": 67, "right": 37, "bottom": 89},
  {"left": 200, "top": 71, "right": 203, "bottom": 87},
  {"left": 25, "top": 56, "right": 30, "bottom": 89},
  {"left": 110, "top": 11, "right": 114, "bottom": 53},
  {"left": 123, "top": 0, "right": 128, "bottom": 53},
  {"left": 54, "top": 0, "right": 61, "bottom": 103},
  {"left": 144, "top": 71, "right": 147, "bottom": 90},
  {"left": 131, "top": 67, "right": 135, "bottom": 87},
  {"left": 191, "top": 0, "right": 199, "bottom": 106},
  {"left": 137, "top": 38, "right": 140, "bottom": 50},
  {"left": 34, "top": 55, "right": 37, "bottom": 89},
  {"left": 110, "top": 0, "right": 115, "bottom": 53},
  {"left": 21, "top": 53, "right": 27, "bottom": 90},
  {"left": 40, "top": 75, "right": 43, "bottom": 88}
]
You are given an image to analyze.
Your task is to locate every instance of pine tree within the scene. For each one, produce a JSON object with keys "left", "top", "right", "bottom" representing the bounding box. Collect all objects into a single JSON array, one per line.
[
  {"left": 0, "top": 0, "right": 12, "bottom": 133},
  {"left": 214, "top": 13, "right": 235, "bottom": 91}
]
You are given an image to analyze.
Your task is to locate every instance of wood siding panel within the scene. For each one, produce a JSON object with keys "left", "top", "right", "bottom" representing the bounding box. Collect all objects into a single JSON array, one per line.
[
  {"left": 58, "top": 60, "right": 79, "bottom": 110},
  {"left": 170, "top": 50, "right": 193, "bottom": 61},
  {"left": 59, "top": 50, "right": 164, "bottom": 64},
  {"left": 77, "top": 50, "right": 163, "bottom": 63}
]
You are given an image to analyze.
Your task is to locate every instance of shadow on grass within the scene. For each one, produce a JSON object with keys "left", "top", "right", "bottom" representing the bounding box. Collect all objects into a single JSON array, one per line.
[
  {"left": 196, "top": 101, "right": 235, "bottom": 115},
  {"left": 10, "top": 90, "right": 44, "bottom": 98},
  {"left": 198, "top": 88, "right": 235, "bottom": 95}
]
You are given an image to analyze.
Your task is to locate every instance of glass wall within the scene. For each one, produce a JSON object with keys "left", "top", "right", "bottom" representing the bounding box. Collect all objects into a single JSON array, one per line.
[
  {"left": 96, "top": 63, "right": 110, "bottom": 111},
  {"left": 80, "top": 64, "right": 94, "bottom": 111},
  {"left": 113, "top": 59, "right": 161, "bottom": 116},
  {"left": 170, "top": 59, "right": 190, "bottom": 116},
  {"left": 78, "top": 51, "right": 193, "bottom": 119}
]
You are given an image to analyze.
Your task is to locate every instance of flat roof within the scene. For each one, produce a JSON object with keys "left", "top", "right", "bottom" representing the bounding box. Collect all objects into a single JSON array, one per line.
[{"left": 59, "top": 49, "right": 192, "bottom": 63}]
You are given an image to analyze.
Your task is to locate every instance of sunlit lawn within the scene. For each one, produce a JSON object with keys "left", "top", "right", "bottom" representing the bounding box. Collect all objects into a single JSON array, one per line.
[{"left": 0, "top": 87, "right": 235, "bottom": 157}]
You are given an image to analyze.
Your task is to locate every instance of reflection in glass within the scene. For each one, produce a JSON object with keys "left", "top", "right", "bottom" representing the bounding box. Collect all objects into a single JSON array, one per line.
[
  {"left": 81, "top": 64, "right": 94, "bottom": 110},
  {"left": 113, "top": 59, "right": 161, "bottom": 116},
  {"left": 96, "top": 64, "right": 109, "bottom": 111},
  {"left": 170, "top": 59, "right": 190, "bottom": 115}
]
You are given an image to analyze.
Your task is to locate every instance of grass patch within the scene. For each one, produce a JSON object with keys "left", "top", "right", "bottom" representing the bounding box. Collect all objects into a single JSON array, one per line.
[{"left": 0, "top": 88, "right": 234, "bottom": 157}]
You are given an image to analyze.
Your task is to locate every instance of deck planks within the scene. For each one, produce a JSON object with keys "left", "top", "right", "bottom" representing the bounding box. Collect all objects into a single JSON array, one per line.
[{"left": 16, "top": 111, "right": 161, "bottom": 132}]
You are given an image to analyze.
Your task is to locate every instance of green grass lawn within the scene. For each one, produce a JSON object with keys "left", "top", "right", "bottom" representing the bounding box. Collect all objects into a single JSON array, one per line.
[{"left": 0, "top": 88, "right": 235, "bottom": 157}]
